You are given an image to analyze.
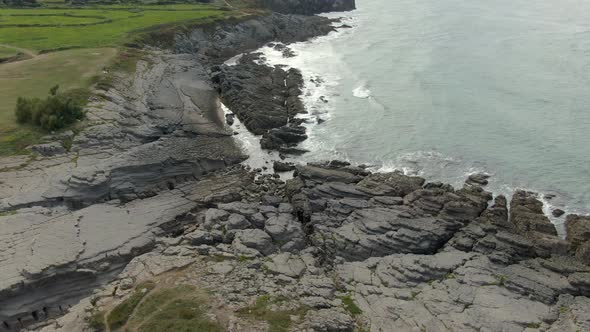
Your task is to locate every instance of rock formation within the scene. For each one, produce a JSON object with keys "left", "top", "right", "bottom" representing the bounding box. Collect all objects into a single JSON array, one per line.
[
  {"left": 1, "top": 2, "right": 589, "bottom": 332},
  {"left": 28, "top": 162, "right": 590, "bottom": 332}
]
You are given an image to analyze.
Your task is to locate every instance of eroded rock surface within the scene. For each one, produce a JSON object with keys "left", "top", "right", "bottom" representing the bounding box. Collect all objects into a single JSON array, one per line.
[
  {"left": 26, "top": 162, "right": 590, "bottom": 332},
  {"left": 2, "top": 5, "right": 590, "bottom": 332}
]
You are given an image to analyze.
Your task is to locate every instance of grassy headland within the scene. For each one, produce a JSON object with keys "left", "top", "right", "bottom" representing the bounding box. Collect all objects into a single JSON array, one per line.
[{"left": 0, "top": 2, "right": 236, "bottom": 155}]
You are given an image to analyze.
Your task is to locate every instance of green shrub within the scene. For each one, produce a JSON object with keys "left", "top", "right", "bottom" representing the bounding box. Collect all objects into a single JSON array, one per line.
[
  {"left": 339, "top": 295, "right": 362, "bottom": 316},
  {"left": 107, "top": 282, "right": 155, "bottom": 330},
  {"left": 14, "top": 85, "right": 84, "bottom": 131}
]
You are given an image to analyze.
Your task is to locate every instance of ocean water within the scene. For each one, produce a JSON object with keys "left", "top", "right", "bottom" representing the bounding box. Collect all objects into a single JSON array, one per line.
[{"left": 249, "top": 0, "right": 590, "bottom": 228}]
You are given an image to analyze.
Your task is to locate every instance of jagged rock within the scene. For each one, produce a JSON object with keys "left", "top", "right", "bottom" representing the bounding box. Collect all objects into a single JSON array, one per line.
[
  {"left": 217, "top": 202, "right": 259, "bottom": 216},
  {"left": 566, "top": 215, "right": 590, "bottom": 263},
  {"left": 553, "top": 208, "right": 565, "bottom": 217},
  {"left": 312, "top": 206, "right": 464, "bottom": 261},
  {"left": 264, "top": 253, "right": 307, "bottom": 278},
  {"left": 273, "top": 161, "right": 296, "bottom": 172},
  {"left": 232, "top": 229, "right": 277, "bottom": 256},
  {"left": 203, "top": 208, "right": 230, "bottom": 230},
  {"left": 261, "top": 125, "right": 308, "bottom": 150},
  {"left": 510, "top": 190, "right": 558, "bottom": 238},
  {"left": 466, "top": 173, "right": 490, "bottom": 186},
  {"left": 479, "top": 195, "right": 510, "bottom": 228},
  {"left": 264, "top": 213, "right": 306, "bottom": 253},
  {"left": 356, "top": 172, "right": 425, "bottom": 197},
  {"left": 226, "top": 213, "right": 252, "bottom": 230},
  {"left": 296, "top": 165, "right": 363, "bottom": 184},
  {"left": 184, "top": 229, "right": 222, "bottom": 246}
]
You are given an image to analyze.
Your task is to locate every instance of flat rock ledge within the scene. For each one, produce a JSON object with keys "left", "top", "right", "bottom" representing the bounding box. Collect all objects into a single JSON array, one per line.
[{"left": 26, "top": 162, "right": 590, "bottom": 332}]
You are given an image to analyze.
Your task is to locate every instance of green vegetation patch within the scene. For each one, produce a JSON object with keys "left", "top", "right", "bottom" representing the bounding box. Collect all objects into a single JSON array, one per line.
[
  {"left": 87, "top": 310, "right": 106, "bottom": 332},
  {"left": 15, "top": 85, "right": 85, "bottom": 131},
  {"left": 0, "top": 4, "right": 233, "bottom": 156},
  {"left": 0, "top": 45, "right": 18, "bottom": 58},
  {"left": 0, "top": 47, "right": 115, "bottom": 155},
  {"left": 0, "top": 5, "right": 228, "bottom": 52},
  {"left": 107, "top": 281, "right": 155, "bottom": 330},
  {"left": 339, "top": 295, "right": 362, "bottom": 316},
  {"left": 0, "top": 13, "right": 107, "bottom": 26},
  {"left": 238, "top": 295, "right": 309, "bottom": 332},
  {"left": 125, "top": 285, "right": 223, "bottom": 332},
  {"left": 137, "top": 297, "right": 223, "bottom": 332}
]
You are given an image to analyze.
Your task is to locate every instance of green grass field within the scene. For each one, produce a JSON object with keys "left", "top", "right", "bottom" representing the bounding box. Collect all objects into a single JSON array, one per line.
[
  {"left": 0, "top": 5, "right": 227, "bottom": 52},
  {"left": 0, "top": 3, "right": 233, "bottom": 155},
  {"left": 0, "top": 45, "right": 18, "bottom": 57},
  {"left": 0, "top": 48, "right": 117, "bottom": 155}
]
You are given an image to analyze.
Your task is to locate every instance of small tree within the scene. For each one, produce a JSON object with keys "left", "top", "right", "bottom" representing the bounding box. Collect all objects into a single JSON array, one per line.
[
  {"left": 14, "top": 87, "right": 84, "bottom": 131},
  {"left": 15, "top": 97, "right": 32, "bottom": 123}
]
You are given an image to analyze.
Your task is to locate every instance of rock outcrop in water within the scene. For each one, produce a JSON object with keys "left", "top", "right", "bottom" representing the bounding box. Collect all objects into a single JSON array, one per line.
[{"left": 32, "top": 162, "right": 590, "bottom": 332}]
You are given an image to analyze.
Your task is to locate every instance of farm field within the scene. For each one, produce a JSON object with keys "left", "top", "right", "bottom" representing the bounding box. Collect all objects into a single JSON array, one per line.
[
  {"left": 0, "top": 44, "right": 19, "bottom": 58},
  {"left": 0, "top": 3, "right": 233, "bottom": 155},
  {"left": 0, "top": 48, "right": 117, "bottom": 155},
  {"left": 0, "top": 5, "right": 227, "bottom": 52}
]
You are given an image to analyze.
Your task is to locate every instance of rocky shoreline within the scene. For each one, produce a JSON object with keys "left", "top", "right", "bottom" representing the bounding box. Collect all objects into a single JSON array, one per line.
[
  {"left": 26, "top": 162, "right": 590, "bottom": 332},
  {"left": 0, "top": 6, "right": 351, "bottom": 331},
  {"left": 1, "top": 0, "right": 590, "bottom": 331}
]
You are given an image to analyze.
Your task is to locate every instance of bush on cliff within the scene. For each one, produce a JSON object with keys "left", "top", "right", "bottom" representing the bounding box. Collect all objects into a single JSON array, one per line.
[{"left": 15, "top": 85, "right": 84, "bottom": 131}]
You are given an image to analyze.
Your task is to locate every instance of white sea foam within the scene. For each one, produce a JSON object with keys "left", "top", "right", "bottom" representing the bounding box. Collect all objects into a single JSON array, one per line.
[
  {"left": 224, "top": 53, "right": 243, "bottom": 66},
  {"left": 221, "top": 103, "right": 290, "bottom": 177},
  {"left": 253, "top": 14, "right": 358, "bottom": 140},
  {"left": 352, "top": 83, "right": 371, "bottom": 98}
]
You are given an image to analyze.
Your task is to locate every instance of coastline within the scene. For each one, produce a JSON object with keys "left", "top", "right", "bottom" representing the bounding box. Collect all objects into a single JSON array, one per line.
[
  {"left": 1, "top": 1, "right": 590, "bottom": 331},
  {"left": 229, "top": 10, "right": 586, "bottom": 236},
  {"left": 0, "top": 7, "right": 357, "bottom": 330}
]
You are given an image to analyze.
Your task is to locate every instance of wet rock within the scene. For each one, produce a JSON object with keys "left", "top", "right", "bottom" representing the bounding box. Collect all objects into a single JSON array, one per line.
[
  {"left": 510, "top": 190, "right": 558, "bottom": 238},
  {"left": 466, "top": 173, "right": 490, "bottom": 186},
  {"left": 273, "top": 161, "right": 296, "bottom": 172},
  {"left": 552, "top": 208, "right": 565, "bottom": 217},
  {"left": 214, "top": 54, "right": 304, "bottom": 138},
  {"left": 225, "top": 113, "right": 235, "bottom": 126},
  {"left": 566, "top": 215, "right": 590, "bottom": 263},
  {"left": 261, "top": 125, "right": 307, "bottom": 150}
]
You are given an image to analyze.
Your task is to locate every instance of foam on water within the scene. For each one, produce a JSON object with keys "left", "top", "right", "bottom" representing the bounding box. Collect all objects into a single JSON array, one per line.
[
  {"left": 221, "top": 103, "right": 277, "bottom": 171},
  {"left": 224, "top": 2, "right": 590, "bottom": 235},
  {"left": 352, "top": 82, "right": 371, "bottom": 99},
  {"left": 255, "top": 14, "right": 358, "bottom": 139}
]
